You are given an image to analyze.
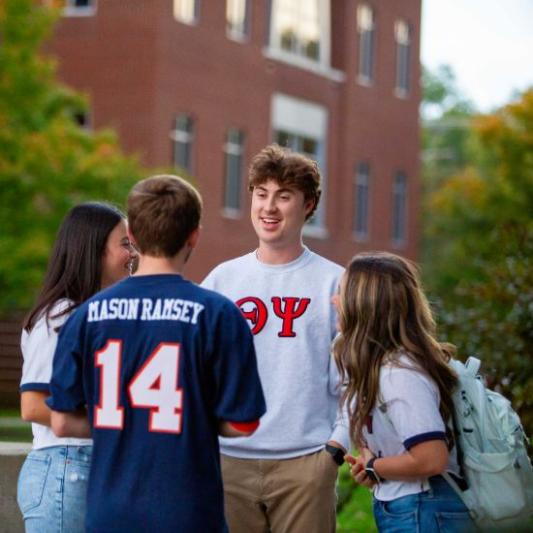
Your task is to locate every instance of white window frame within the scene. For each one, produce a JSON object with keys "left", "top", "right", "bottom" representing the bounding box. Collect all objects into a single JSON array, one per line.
[
  {"left": 63, "top": 0, "right": 97, "bottom": 17},
  {"left": 222, "top": 128, "right": 245, "bottom": 218},
  {"left": 394, "top": 19, "right": 412, "bottom": 98},
  {"left": 226, "top": 0, "right": 250, "bottom": 42},
  {"left": 264, "top": 0, "right": 344, "bottom": 82},
  {"left": 271, "top": 93, "right": 328, "bottom": 238},
  {"left": 357, "top": 3, "right": 375, "bottom": 86},
  {"left": 353, "top": 162, "right": 370, "bottom": 241},
  {"left": 170, "top": 114, "right": 195, "bottom": 174},
  {"left": 173, "top": 0, "right": 199, "bottom": 25}
]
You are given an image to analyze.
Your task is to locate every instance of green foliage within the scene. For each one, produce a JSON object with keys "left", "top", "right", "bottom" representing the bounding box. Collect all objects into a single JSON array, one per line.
[
  {"left": 423, "top": 80, "right": 533, "bottom": 437},
  {"left": 421, "top": 65, "right": 476, "bottom": 185},
  {"left": 0, "top": 0, "right": 145, "bottom": 312},
  {"left": 335, "top": 66, "right": 533, "bottom": 533},
  {"left": 422, "top": 65, "right": 464, "bottom": 115},
  {"left": 336, "top": 462, "right": 376, "bottom": 533}
]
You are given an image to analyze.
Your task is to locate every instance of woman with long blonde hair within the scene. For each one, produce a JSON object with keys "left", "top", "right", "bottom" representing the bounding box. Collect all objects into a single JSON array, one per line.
[{"left": 333, "top": 252, "right": 474, "bottom": 532}]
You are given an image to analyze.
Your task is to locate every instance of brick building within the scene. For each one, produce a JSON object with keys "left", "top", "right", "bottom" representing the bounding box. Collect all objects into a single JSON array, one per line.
[
  {"left": 1, "top": 0, "right": 421, "bottom": 405},
  {"left": 50, "top": 0, "right": 422, "bottom": 279}
]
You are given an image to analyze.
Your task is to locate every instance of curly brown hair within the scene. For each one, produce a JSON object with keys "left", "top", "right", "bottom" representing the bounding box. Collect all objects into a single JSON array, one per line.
[{"left": 248, "top": 144, "right": 321, "bottom": 221}]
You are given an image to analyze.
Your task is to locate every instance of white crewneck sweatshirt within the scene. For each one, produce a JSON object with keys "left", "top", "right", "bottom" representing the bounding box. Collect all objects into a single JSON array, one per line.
[{"left": 202, "top": 247, "right": 350, "bottom": 459}]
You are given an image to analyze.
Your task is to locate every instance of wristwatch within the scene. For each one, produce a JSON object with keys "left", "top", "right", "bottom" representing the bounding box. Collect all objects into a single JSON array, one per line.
[
  {"left": 325, "top": 444, "right": 345, "bottom": 466},
  {"left": 365, "top": 457, "right": 385, "bottom": 483}
]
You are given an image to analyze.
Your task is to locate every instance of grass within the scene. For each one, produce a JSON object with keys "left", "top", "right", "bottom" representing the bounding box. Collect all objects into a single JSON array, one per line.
[
  {"left": 0, "top": 408, "right": 20, "bottom": 417},
  {"left": 0, "top": 407, "right": 32, "bottom": 442},
  {"left": 0, "top": 425, "right": 32, "bottom": 442},
  {"left": 336, "top": 462, "right": 377, "bottom": 532}
]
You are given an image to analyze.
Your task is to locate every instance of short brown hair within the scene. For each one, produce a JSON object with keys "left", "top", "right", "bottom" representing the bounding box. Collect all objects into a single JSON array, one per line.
[
  {"left": 248, "top": 144, "right": 321, "bottom": 220},
  {"left": 127, "top": 174, "right": 202, "bottom": 257}
]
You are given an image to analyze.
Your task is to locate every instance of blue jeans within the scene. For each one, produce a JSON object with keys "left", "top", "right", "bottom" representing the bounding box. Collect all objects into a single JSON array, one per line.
[
  {"left": 17, "top": 445, "right": 92, "bottom": 533},
  {"left": 373, "top": 476, "right": 476, "bottom": 532}
]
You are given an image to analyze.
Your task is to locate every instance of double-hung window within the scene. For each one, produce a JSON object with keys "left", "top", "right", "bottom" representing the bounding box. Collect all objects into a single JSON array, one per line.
[
  {"left": 269, "top": 0, "right": 331, "bottom": 69},
  {"left": 357, "top": 4, "right": 375, "bottom": 84},
  {"left": 171, "top": 114, "right": 194, "bottom": 173},
  {"left": 64, "top": 0, "right": 96, "bottom": 16},
  {"left": 226, "top": 0, "right": 250, "bottom": 41},
  {"left": 392, "top": 171, "right": 407, "bottom": 245},
  {"left": 271, "top": 93, "right": 328, "bottom": 235},
  {"left": 174, "top": 0, "right": 199, "bottom": 25},
  {"left": 223, "top": 128, "right": 245, "bottom": 215},
  {"left": 395, "top": 20, "right": 412, "bottom": 97},
  {"left": 353, "top": 162, "right": 370, "bottom": 240}
]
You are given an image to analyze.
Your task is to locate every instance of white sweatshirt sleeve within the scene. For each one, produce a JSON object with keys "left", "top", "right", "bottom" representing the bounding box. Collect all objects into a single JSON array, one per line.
[{"left": 327, "top": 348, "right": 351, "bottom": 451}]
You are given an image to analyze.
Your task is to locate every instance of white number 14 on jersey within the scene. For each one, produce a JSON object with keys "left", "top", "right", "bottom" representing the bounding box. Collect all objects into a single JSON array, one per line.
[{"left": 94, "top": 340, "right": 183, "bottom": 433}]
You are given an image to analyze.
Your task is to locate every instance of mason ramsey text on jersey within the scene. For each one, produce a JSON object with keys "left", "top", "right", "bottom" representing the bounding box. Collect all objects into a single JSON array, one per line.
[{"left": 87, "top": 298, "right": 205, "bottom": 324}]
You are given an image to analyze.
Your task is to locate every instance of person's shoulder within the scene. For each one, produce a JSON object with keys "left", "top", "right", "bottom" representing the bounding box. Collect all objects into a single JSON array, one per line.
[
  {"left": 32, "top": 298, "right": 75, "bottom": 332},
  {"left": 187, "top": 282, "right": 248, "bottom": 334},
  {"left": 306, "top": 250, "right": 344, "bottom": 275},
  {"left": 21, "top": 299, "right": 76, "bottom": 354},
  {"left": 206, "top": 252, "right": 254, "bottom": 276},
  {"left": 202, "top": 252, "right": 255, "bottom": 288},
  {"left": 380, "top": 352, "right": 437, "bottom": 394},
  {"left": 49, "top": 298, "right": 73, "bottom": 315},
  {"left": 193, "top": 282, "right": 240, "bottom": 312}
]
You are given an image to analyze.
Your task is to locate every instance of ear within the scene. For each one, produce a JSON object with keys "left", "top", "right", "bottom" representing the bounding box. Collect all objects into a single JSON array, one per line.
[
  {"left": 127, "top": 228, "right": 138, "bottom": 249},
  {"left": 304, "top": 198, "right": 315, "bottom": 217},
  {"left": 187, "top": 227, "right": 201, "bottom": 249}
]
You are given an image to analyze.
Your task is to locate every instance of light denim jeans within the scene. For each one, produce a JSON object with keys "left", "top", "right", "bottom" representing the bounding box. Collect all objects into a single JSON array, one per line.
[
  {"left": 373, "top": 475, "right": 477, "bottom": 533},
  {"left": 17, "top": 445, "right": 92, "bottom": 533}
]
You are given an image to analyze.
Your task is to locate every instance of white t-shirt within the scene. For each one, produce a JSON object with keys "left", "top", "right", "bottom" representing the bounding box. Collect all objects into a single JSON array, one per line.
[
  {"left": 20, "top": 300, "right": 92, "bottom": 450},
  {"left": 202, "top": 247, "right": 350, "bottom": 458},
  {"left": 364, "top": 354, "right": 460, "bottom": 501}
]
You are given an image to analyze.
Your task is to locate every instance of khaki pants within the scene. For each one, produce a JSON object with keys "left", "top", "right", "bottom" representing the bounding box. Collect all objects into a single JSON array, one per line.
[{"left": 221, "top": 450, "right": 338, "bottom": 533}]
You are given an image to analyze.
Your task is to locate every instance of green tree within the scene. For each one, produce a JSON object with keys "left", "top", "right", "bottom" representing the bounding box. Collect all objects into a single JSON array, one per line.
[
  {"left": 0, "top": 0, "right": 145, "bottom": 312},
  {"left": 336, "top": 69, "right": 532, "bottom": 531},
  {"left": 420, "top": 66, "right": 477, "bottom": 276},
  {"left": 424, "top": 89, "right": 533, "bottom": 435},
  {"left": 420, "top": 65, "right": 476, "bottom": 195}
]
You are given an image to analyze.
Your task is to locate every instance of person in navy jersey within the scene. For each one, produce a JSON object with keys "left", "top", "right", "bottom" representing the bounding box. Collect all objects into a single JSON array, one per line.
[{"left": 46, "top": 175, "right": 266, "bottom": 533}]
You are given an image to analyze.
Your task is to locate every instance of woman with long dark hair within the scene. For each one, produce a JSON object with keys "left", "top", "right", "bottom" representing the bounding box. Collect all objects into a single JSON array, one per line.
[
  {"left": 333, "top": 251, "right": 475, "bottom": 532},
  {"left": 17, "top": 202, "right": 137, "bottom": 532}
]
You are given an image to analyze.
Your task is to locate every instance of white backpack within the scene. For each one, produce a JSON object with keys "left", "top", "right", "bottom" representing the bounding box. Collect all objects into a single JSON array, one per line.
[{"left": 443, "top": 357, "right": 533, "bottom": 530}]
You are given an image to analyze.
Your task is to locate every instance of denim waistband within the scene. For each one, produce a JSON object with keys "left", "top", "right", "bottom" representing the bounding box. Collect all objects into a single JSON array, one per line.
[{"left": 31, "top": 445, "right": 92, "bottom": 462}]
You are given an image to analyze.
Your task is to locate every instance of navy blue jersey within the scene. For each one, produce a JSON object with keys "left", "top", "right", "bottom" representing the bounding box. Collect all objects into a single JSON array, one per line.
[{"left": 47, "top": 274, "right": 266, "bottom": 532}]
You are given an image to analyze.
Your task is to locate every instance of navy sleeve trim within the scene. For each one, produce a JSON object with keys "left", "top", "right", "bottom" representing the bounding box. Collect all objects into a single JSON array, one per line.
[
  {"left": 20, "top": 383, "right": 50, "bottom": 393},
  {"left": 404, "top": 431, "right": 446, "bottom": 450}
]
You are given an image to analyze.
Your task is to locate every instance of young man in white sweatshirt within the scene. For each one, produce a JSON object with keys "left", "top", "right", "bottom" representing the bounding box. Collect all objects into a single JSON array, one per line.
[{"left": 202, "top": 145, "right": 349, "bottom": 533}]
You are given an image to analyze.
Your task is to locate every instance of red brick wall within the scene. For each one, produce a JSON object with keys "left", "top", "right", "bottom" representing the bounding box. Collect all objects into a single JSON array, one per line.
[
  {"left": 3, "top": 1, "right": 422, "bottom": 394},
  {"left": 46, "top": 0, "right": 422, "bottom": 282}
]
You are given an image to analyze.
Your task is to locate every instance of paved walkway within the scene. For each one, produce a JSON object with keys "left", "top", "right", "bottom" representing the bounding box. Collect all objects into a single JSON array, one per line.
[{"left": 0, "top": 441, "right": 31, "bottom": 454}]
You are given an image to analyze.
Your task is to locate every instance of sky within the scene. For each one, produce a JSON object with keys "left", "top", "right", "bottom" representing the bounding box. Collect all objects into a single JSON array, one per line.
[{"left": 421, "top": 0, "right": 533, "bottom": 112}]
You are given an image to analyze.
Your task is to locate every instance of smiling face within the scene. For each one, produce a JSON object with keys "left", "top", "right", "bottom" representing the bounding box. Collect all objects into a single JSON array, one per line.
[
  {"left": 250, "top": 179, "right": 313, "bottom": 252},
  {"left": 101, "top": 219, "right": 138, "bottom": 288}
]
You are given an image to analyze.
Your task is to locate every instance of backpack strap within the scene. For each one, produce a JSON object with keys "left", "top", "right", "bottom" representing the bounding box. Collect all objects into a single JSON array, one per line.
[{"left": 465, "top": 357, "right": 481, "bottom": 376}]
